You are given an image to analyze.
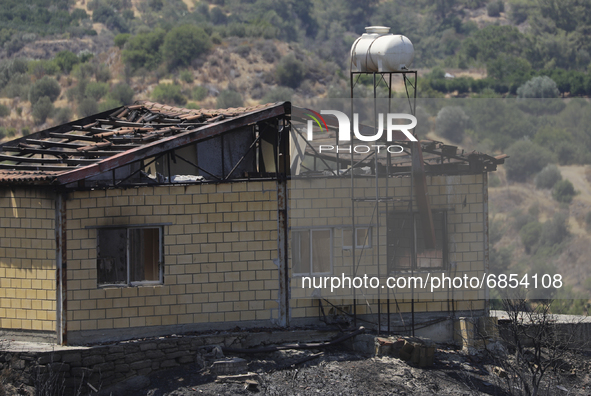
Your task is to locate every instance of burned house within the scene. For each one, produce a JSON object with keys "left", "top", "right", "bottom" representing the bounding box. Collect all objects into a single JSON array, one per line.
[{"left": 0, "top": 100, "right": 504, "bottom": 345}]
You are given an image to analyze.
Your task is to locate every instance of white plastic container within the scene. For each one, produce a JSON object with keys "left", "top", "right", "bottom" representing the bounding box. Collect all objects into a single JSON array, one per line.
[{"left": 350, "top": 26, "right": 414, "bottom": 72}]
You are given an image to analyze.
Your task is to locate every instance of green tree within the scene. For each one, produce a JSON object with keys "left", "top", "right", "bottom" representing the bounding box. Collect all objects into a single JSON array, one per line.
[
  {"left": 53, "top": 107, "right": 72, "bottom": 124},
  {"left": 152, "top": 84, "right": 187, "bottom": 105},
  {"left": 276, "top": 54, "right": 305, "bottom": 89},
  {"left": 504, "top": 140, "right": 553, "bottom": 182},
  {"left": 85, "top": 82, "right": 109, "bottom": 101},
  {"left": 108, "top": 83, "right": 135, "bottom": 105},
  {"left": 552, "top": 179, "right": 575, "bottom": 203},
  {"left": 32, "top": 96, "right": 54, "bottom": 124},
  {"left": 534, "top": 164, "right": 562, "bottom": 189},
  {"left": 78, "top": 98, "right": 99, "bottom": 118},
  {"left": 29, "top": 76, "right": 61, "bottom": 104},
  {"left": 520, "top": 221, "right": 542, "bottom": 253},
  {"left": 0, "top": 104, "right": 9, "bottom": 118},
  {"left": 541, "top": 211, "right": 569, "bottom": 246},
  {"left": 54, "top": 50, "right": 80, "bottom": 74},
  {"left": 435, "top": 106, "right": 469, "bottom": 143},
  {"left": 122, "top": 28, "right": 166, "bottom": 71},
  {"left": 216, "top": 89, "right": 244, "bottom": 108},
  {"left": 162, "top": 25, "right": 212, "bottom": 70},
  {"left": 517, "top": 76, "right": 559, "bottom": 98}
]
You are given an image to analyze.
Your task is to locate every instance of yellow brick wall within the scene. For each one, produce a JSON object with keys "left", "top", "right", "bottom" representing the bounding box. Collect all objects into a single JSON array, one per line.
[
  {"left": 290, "top": 174, "right": 487, "bottom": 319},
  {"left": 0, "top": 188, "right": 56, "bottom": 332},
  {"left": 66, "top": 173, "right": 487, "bottom": 334},
  {"left": 66, "top": 182, "right": 280, "bottom": 333}
]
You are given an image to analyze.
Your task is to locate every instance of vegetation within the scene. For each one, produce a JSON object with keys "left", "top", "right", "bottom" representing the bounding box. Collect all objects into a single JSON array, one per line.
[{"left": 534, "top": 164, "right": 562, "bottom": 189}]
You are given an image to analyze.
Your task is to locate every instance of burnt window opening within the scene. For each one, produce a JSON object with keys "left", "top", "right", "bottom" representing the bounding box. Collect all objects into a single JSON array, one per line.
[
  {"left": 97, "top": 227, "right": 163, "bottom": 286},
  {"left": 387, "top": 211, "right": 447, "bottom": 271},
  {"left": 292, "top": 229, "right": 332, "bottom": 276}
]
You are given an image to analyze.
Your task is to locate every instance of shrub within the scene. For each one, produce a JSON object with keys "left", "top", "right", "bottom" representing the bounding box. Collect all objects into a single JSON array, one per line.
[
  {"left": 85, "top": 82, "right": 109, "bottom": 101},
  {"left": 29, "top": 76, "right": 61, "bottom": 104},
  {"left": 261, "top": 87, "right": 294, "bottom": 103},
  {"left": 276, "top": 54, "right": 305, "bottom": 89},
  {"left": 185, "top": 102, "right": 200, "bottom": 110},
  {"left": 3, "top": 73, "right": 30, "bottom": 99},
  {"left": 152, "top": 84, "right": 187, "bottom": 105},
  {"left": 162, "top": 25, "right": 212, "bottom": 70},
  {"left": 54, "top": 50, "right": 80, "bottom": 74},
  {"left": 435, "top": 106, "right": 469, "bottom": 143},
  {"left": 552, "top": 179, "right": 575, "bottom": 203},
  {"left": 192, "top": 86, "right": 208, "bottom": 101},
  {"left": 534, "top": 164, "right": 562, "bottom": 189},
  {"left": 541, "top": 211, "right": 569, "bottom": 245},
  {"left": 114, "top": 33, "right": 131, "bottom": 48},
  {"left": 32, "top": 96, "right": 54, "bottom": 124},
  {"left": 98, "top": 98, "right": 123, "bottom": 112},
  {"left": 0, "top": 104, "right": 9, "bottom": 117},
  {"left": 487, "top": 0, "right": 504, "bottom": 17},
  {"left": 94, "top": 63, "right": 111, "bottom": 82},
  {"left": 53, "top": 107, "right": 72, "bottom": 124},
  {"left": 520, "top": 221, "right": 542, "bottom": 253},
  {"left": 78, "top": 98, "right": 99, "bottom": 118},
  {"left": 216, "top": 89, "right": 243, "bottom": 108},
  {"left": 586, "top": 210, "right": 591, "bottom": 232},
  {"left": 504, "top": 140, "right": 553, "bottom": 182},
  {"left": 517, "top": 76, "right": 560, "bottom": 98},
  {"left": 109, "top": 83, "right": 135, "bottom": 105},
  {"left": 21, "top": 127, "right": 31, "bottom": 136},
  {"left": 180, "top": 70, "right": 194, "bottom": 83}
]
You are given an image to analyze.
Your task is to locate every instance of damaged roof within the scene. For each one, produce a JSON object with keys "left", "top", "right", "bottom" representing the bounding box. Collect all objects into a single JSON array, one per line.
[{"left": 0, "top": 101, "right": 289, "bottom": 186}]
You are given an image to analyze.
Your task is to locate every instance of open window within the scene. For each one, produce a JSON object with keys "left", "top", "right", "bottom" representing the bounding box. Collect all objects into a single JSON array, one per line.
[
  {"left": 97, "top": 226, "right": 163, "bottom": 286},
  {"left": 387, "top": 211, "right": 447, "bottom": 271},
  {"left": 292, "top": 229, "right": 332, "bottom": 276}
]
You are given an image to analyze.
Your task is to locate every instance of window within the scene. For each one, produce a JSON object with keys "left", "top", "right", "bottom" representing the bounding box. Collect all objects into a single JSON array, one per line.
[
  {"left": 292, "top": 229, "right": 332, "bottom": 276},
  {"left": 97, "top": 227, "right": 162, "bottom": 286},
  {"left": 387, "top": 211, "right": 447, "bottom": 271},
  {"left": 342, "top": 227, "right": 371, "bottom": 249}
]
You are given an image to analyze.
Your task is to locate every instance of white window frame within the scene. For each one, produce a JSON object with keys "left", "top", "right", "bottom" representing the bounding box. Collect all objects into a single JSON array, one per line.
[
  {"left": 97, "top": 226, "right": 164, "bottom": 287},
  {"left": 292, "top": 228, "right": 333, "bottom": 277},
  {"left": 342, "top": 226, "right": 372, "bottom": 250}
]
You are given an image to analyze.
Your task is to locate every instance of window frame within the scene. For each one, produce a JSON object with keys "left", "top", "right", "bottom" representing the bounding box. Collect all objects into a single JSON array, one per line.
[
  {"left": 342, "top": 226, "right": 372, "bottom": 250},
  {"left": 97, "top": 225, "right": 164, "bottom": 287},
  {"left": 387, "top": 210, "right": 448, "bottom": 272},
  {"left": 291, "top": 228, "right": 333, "bottom": 277}
]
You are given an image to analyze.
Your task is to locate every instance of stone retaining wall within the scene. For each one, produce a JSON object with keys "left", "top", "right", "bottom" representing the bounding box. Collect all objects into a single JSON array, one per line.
[{"left": 0, "top": 329, "right": 338, "bottom": 393}]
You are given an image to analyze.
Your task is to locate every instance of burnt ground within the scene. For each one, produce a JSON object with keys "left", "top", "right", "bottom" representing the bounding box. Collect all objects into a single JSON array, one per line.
[{"left": 117, "top": 345, "right": 591, "bottom": 396}]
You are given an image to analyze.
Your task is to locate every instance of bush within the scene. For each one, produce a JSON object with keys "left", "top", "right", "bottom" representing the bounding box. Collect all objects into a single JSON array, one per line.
[
  {"left": 185, "top": 102, "right": 200, "bottom": 110},
  {"left": 54, "top": 50, "right": 80, "bottom": 74},
  {"left": 85, "top": 82, "right": 109, "bottom": 101},
  {"left": 261, "top": 87, "right": 294, "bottom": 103},
  {"left": 32, "top": 96, "right": 54, "bottom": 124},
  {"left": 0, "top": 104, "right": 9, "bottom": 117},
  {"left": 180, "top": 69, "right": 194, "bottom": 83},
  {"left": 541, "top": 211, "right": 569, "bottom": 246},
  {"left": 586, "top": 211, "right": 591, "bottom": 232},
  {"left": 520, "top": 221, "right": 542, "bottom": 253},
  {"left": 162, "top": 25, "right": 212, "bottom": 70},
  {"left": 534, "top": 164, "right": 562, "bottom": 189},
  {"left": 435, "top": 106, "right": 469, "bottom": 143},
  {"left": 78, "top": 98, "right": 99, "bottom": 118},
  {"left": 276, "top": 54, "right": 305, "bottom": 89},
  {"left": 21, "top": 127, "right": 31, "bottom": 136},
  {"left": 192, "top": 86, "right": 208, "bottom": 101},
  {"left": 152, "top": 84, "right": 187, "bottom": 105},
  {"left": 29, "top": 76, "right": 61, "bottom": 104},
  {"left": 98, "top": 98, "right": 123, "bottom": 112},
  {"left": 504, "top": 140, "right": 553, "bottom": 182},
  {"left": 487, "top": 0, "right": 504, "bottom": 17},
  {"left": 552, "top": 179, "right": 576, "bottom": 203},
  {"left": 517, "top": 76, "right": 560, "bottom": 98},
  {"left": 216, "top": 89, "right": 243, "bottom": 108},
  {"left": 3, "top": 73, "right": 30, "bottom": 99},
  {"left": 94, "top": 63, "right": 111, "bottom": 82},
  {"left": 53, "top": 107, "right": 72, "bottom": 124},
  {"left": 109, "top": 83, "right": 135, "bottom": 105},
  {"left": 114, "top": 33, "right": 131, "bottom": 48}
]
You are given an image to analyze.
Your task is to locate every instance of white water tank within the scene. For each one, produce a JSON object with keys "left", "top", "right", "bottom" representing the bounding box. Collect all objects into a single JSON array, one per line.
[{"left": 350, "top": 26, "right": 414, "bottom": 72}]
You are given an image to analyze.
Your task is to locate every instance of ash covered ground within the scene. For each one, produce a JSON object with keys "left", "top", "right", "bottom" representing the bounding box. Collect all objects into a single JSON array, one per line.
[{"left": 119, "top": 345, "right": 591, "bottom": 396}]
